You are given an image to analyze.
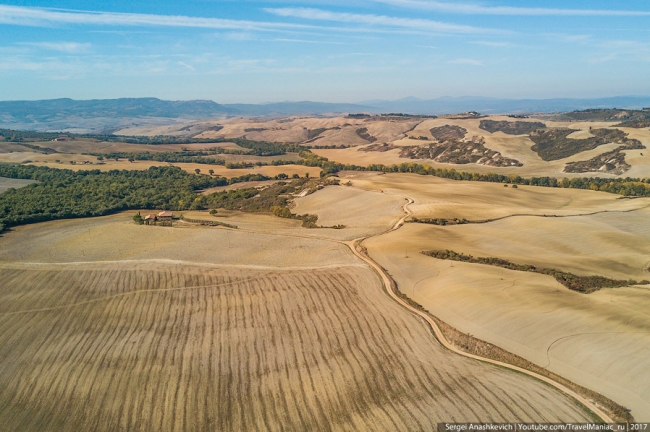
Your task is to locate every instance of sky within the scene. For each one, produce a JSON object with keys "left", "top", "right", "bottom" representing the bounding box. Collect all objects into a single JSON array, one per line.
[{"left": 0, "top": 0, "right": 649, "bottom": 103}]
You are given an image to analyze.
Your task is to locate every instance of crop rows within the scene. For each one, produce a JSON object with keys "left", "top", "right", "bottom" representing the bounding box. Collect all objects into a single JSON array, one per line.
[{"left": 0, "top": 263, "right": 593, "bottom": 431}]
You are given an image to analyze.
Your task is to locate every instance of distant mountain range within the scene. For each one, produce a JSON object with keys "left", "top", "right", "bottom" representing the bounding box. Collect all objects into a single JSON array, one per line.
[
  {"left": 359, "top": 96, "right": 650, "bottom": 115},
  {"left": 1, "top": 96, "right": 650, "bottom": 132}
]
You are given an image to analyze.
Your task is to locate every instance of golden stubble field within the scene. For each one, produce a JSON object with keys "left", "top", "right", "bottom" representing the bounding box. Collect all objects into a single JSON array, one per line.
[
  {"left": 0, "top": 208, "right": 598, "bottom": 431},
  {"left": 332, "top": 173, "right": 650, "bottom": 420}
]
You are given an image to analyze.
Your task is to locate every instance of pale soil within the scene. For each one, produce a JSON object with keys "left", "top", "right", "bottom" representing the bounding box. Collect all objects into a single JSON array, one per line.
[
  {"left": 358, "top": 174, "right": 650, "bottom": 420},
  {"left": 365, "top": 229, "right": 650, "bottom": 421},
  {"left": 311, "top": 116, "right": 650, "bottom": 179},
  {"left": 0, "top": 213, "right": 595, "bottom": 430},
  {"left": 340, "top": 172, "right": 650, "bottom": 221},
  {"left": 291, "top": 185, "right": 405, "bottom": 239},
  {"left": 0, "top": 176, "right": 36, "bottom": 193},
  {"left": 120, "top": 116, "right": 421, "bottom": 147},
  {"left": 0, "top": 213, "right": 349, "bottom": 267}
]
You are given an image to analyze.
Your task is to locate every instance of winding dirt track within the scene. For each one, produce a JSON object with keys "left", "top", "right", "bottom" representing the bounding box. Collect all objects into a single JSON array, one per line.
[{"left": 344, "top": 196, "right": 615, "bottom": 424}]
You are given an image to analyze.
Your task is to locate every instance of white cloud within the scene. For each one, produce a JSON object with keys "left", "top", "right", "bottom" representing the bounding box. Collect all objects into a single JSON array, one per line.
[
  {"left": 447, "top": 58, "right": 483, "bottom": 66},
  {"left": 177, "top": 61, "right": 195, "bottom": 71},
  {"left": 369, "top": 0, "right": 650, "bottom": 16},
  {"left": 21, "top": 42, "right": 92, "bottom": 53},
  {"left": 0, "top": 5, "right": 311, "bottom": 31},
  {"left": 265, "top": 7, "right": 503, "bottom": 34}
]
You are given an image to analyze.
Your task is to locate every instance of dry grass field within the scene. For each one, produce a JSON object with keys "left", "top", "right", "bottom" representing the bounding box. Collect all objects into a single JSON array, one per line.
[
  {"left": 0, "top": 176, "right": 36, "bottom": 193},
  {"left": 120, "top": 116, "right": 422, "bottom": 147},
  {"left": 3, "top": 113, "right": 650, "bottom": 426},
  {"left": 341, "top": 171, "right": 649, "bottom": 221},
  {"left": 353, "top": 173, "right": 650, "bottom": 420},
  {"left": 0, "top": 212, "right": 598, "bottom": 430},
  {"left": 291, "top": 185, "right": 405, "bottom": 239},
  {"left": 4, "top": 114, "right": 650, "bottom": 180},
  {"left": 309, "top": 115, "right": 650, "bottom": 179}
]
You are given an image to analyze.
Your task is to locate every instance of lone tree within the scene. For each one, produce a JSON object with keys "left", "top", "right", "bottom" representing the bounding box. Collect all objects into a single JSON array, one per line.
[
  {"left": 209, "top": 169, "right": 214, "bottom": 176},
  {"left": 195, "top": 168, "right": 201, "bottom": 174}
]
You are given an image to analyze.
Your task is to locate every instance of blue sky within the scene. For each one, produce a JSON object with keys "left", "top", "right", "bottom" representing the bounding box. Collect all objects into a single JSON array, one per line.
[{"left": 1, "top": 0, "right": 649, "bottom": 103}]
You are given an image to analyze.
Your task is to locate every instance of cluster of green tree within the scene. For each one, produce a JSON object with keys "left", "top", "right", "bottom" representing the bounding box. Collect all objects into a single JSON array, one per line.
[
  {"left": 529, "top": 128, "right": 644, "bottom": 161},
  {"left": 230, "top": 138, "right": 306, "bottom": 156},
  {"left": 225, "top": 162, "right": 254, "bottom": 169},
  {"left": 347, "top": 113, "right": 370, "bottom": 118},
  {"left": 296, "top": 152, "right": 650, "bottom": 196},
  {"left": 410, "top": 217, "right": 469, "bottom": 226},
  {"left": 16, "top": 142, "right": 59, "bottom": 154},
  {"left": 380, "top": 113, "right": 437, "bottom": 119},
  {"left": 558, "top": 108, "right": 650, "bottom": 124},
  {"left": 90, "top": 150, "right": 303, "bottom": 169},
  {"left": 200, "top": 177, "right": 339, "bottom": 228},
  {"left": 0, "top": 165, "right": 224, "bottom": 232},
  {"left": 355, "top": 128, "right": 377, "bottom": 143},
  {"left": 0, "top": 129, "right": 63, "bottom": 142},
  {"left": 0, "top": 164, "right": 302, "bottom": 233},
  {"left": 243, "top": 127, "right": 267, "bottom": 132},
  {"left": 178, "top": 216, "right": 237, "bottom": 228},
  {"left": 93, "top": 151, "right": 228, "bottom": 165},
  {"left": 201, "top": 178, "right": 311, "bottom": 213},
  {"left": 422, "top": 249, "right": 649, "bottom": 293},
  {"left": 430, "top": 125, "right": 468, "bottom": 141},
  {"left": 618, "top": 120, "right": 650, "bottom": 128},
  {"left": 311, "top": 144, "right": 349, "bottom": 149},
  {"left": 479, "top": 120, "right": 546, "bottom": 135}
]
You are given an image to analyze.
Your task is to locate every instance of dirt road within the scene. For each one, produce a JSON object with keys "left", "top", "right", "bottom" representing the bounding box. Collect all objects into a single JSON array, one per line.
[{"left": 344, "top": 195, "right": 615, "bottom": 424}]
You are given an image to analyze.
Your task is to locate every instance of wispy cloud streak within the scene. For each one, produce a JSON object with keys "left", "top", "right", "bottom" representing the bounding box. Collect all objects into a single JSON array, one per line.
[
  {"left": 21, "top": 42, "right": 91, "bottom": 53},
  {"left": 371, "top": 0, "right": 650, "bottom": 16},
  {"left": 265, "top": 7, "right": 502, "bottom": 34},
  {"left": 0, "top": 5, "right": 310, "bottom": 31}
]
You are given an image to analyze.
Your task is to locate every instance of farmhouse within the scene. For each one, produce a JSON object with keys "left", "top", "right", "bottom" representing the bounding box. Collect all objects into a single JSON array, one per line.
[
  {"left": 144, "top": 214, "right": 156, "bottom": 225},
  {"left": 157, "top": 211, "right": 173, "bottom": 220}
]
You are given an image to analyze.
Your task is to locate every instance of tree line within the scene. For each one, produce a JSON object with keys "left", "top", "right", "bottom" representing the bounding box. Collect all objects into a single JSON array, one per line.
[{"left": 0, "top": 164, "right": 293, "bottom": 233}]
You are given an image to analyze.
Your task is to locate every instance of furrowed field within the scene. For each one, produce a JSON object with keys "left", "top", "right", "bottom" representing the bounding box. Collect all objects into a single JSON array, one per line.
[{"left": 0, "top": 212, "right": 596, "bottom": 431}]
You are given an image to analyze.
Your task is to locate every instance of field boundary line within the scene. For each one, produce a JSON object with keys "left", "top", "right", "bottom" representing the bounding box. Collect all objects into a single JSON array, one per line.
[
  {"left": 344, "top": 193, "right": 616, "bottom": 424},
  {"left": 410, "top": 202, "right": 650, "bottom": 226},
  {"left": 0, "top": 260, "right": 365, "bottom": 271}
]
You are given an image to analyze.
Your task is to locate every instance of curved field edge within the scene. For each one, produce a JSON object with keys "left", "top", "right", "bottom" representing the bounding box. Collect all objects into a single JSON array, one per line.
[{"left": 350, "top": 199, "right": 632, "bottom": 423}]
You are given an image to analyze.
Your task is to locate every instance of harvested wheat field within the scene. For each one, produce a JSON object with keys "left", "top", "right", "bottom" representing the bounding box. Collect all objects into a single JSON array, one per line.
[
  {"left": 0, "top": 212, "right": 599, "bottom": 431},
  {"left": 291, "top": 185, "right": 405, "bottom": 239},
  {"left": 360, "top": 176, "right": 650, "bottom": 420},
  {"left": 342, "top": 171, "right": 649, "bottom": 221}
]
